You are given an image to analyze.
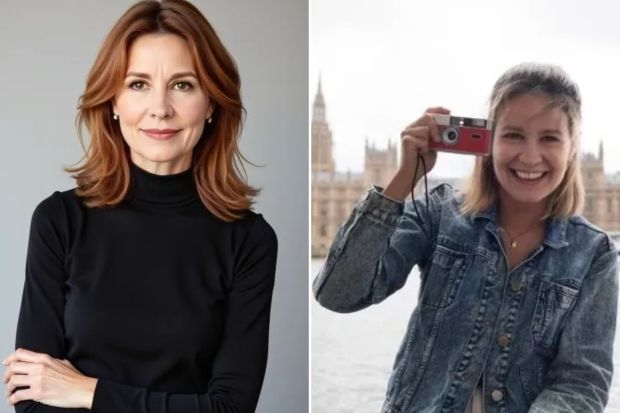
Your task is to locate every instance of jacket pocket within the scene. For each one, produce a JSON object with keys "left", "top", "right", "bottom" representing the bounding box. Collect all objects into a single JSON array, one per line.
[
  {"left": 531, "top": 279, "right": 579, "bottom": 349},
  {"left": 419, "top": 245, "right": 468, "bottom": 309},
  {"left": 519, "top": 360, "right": 545, "bottom": 404}
]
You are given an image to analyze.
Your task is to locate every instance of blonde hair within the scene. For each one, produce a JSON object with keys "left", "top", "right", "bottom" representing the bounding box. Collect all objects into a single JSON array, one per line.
[
  {"left": 66, "top": 0, "right": 258, "bottom": 221},
  {"left": 461, "top": 63, "right": 584, "bottom": 219}
]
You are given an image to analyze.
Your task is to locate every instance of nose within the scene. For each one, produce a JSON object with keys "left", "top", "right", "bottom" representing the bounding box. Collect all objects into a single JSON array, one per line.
[
  {"left": 518, "top": 138, "right": 542, "bottom": 165},
  {"left": 148, "top": 88, "right": 173, "bottom": 119}
]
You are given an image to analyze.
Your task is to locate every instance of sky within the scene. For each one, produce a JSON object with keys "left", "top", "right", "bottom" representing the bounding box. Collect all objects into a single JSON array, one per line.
[{"left": 311, "top": 0, "right": 620, "bottom": 178}]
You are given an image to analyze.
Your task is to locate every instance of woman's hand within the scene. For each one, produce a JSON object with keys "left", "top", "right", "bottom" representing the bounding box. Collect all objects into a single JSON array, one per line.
[
  {"left": 2, "top": 348, "right": 97, "bottom": 409},
  {"left": 383, "top": 107, "right": 450, "bottom": 201}
]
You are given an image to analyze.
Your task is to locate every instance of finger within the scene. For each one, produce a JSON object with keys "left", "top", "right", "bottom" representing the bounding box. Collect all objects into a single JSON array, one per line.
[
  {"left": 421, "top": 113, "right": 443, "bottom": 143},
  {"left": 404, "top": 107, "right": 451, "bottom": 128},
  {"left": 4, "top": 361, "right": 38, "bottom": 381},
  {"left": 10, "top": 348, "right": 51, "bottom": 365},
  {"left": 7, "top": 374, "right": 31, "bottom": 394},
  {"left": 401, "top": 136, "right": 430, "bottom": 156},
  {"left": 8, "top": 387, "right": 36, "bottom": 405},
  {"left": 425, "top": 106, "right": 450, "bottom": 115},
  {"left": 3, "top": 361, "right": 27, "bottom": 383},
  {"left": 4, "top": 352, "right": 16, "bottom": 365},
  {"left": 400, "top": 125, "right": 430, "bottom": 139},
  {"left": 402, "top": 121, "right": 439, "bottom": 144},
  {"left": 401, "top": 131, "right": 430, "bottom": 148}
]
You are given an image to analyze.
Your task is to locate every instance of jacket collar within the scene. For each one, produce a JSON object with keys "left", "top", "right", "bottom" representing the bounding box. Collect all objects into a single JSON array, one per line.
[{"left": 472, "top": 203, "right": 569, "bottom": 249}]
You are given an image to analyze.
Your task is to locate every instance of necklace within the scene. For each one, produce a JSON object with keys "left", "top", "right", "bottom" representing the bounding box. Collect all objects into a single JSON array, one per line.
[{"left": 498, "top": 222, "right": 544, "bottom": 249}]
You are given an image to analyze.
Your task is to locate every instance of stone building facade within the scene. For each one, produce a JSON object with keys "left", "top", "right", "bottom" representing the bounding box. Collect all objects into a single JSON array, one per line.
[
  {"left": 311, "top": 79, "right": 399, "bottom": 256},
  {"left": 581, "top": 143, "right": 620, "bottom": 233}
]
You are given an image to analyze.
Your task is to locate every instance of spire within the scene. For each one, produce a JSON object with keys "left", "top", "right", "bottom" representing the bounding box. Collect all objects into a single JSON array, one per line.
[
  {"left": 599, "top": 140, "right": 604, "bottom": 163},
  {"left": 312, "top": 74, "right": 326, "bottom": 122}
]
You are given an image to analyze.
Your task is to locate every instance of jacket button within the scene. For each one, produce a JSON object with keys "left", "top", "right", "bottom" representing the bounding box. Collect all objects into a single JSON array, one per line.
[
  {"left": 497, "top": 335, "right": 510, "bottom": 347},
  {"left": 491, "top": 389, "right": 504, "bottom": 402},
  {"left": 510, "top": 278, "right": 522, "bottom": 292}
]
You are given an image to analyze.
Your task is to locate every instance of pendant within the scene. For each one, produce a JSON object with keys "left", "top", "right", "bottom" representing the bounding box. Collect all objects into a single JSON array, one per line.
[{"left": 510, "top": 240, "right": 517, "bottom": 248}]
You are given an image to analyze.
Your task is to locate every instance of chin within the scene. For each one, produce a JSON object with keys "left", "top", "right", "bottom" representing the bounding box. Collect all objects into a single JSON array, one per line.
[
  {"left": 503, "top": 192, "right": 549, "bottom": 205},
  {"left": 497, "top": 179, "right": 555, "bottom": 207},
  {"left": 139, "top": 148, "right": 185, "bottom": 163}
]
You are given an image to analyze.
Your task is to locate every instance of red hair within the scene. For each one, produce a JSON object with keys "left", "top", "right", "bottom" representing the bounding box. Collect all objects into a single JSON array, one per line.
[{"left": 67, "top": 0, "right": 258, "bottom": 221}]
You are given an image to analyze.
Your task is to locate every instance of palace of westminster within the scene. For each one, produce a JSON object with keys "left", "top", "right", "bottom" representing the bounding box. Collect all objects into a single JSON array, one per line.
[{"left": 311, "top": 81, "right": 620, "bottom": 257}]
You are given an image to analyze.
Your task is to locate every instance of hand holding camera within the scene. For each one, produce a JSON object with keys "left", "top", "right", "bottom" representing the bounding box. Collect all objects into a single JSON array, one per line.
[
  {"left": 383, "top": 108, "right": 492, "bottom": 201},
  {"left": 383, "top": 107, "right": 449, "bottom": 201}
]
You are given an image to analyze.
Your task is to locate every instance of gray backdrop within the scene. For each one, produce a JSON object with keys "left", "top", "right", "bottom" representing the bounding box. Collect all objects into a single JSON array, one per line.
[{"left": 0, "top": 1, "right": 308, "bottom": 411}]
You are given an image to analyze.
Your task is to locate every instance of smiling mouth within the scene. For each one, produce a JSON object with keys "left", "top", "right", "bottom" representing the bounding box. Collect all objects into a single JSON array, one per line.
[{"left": 511, "top": 169, "right": 548, "bottom": 181}]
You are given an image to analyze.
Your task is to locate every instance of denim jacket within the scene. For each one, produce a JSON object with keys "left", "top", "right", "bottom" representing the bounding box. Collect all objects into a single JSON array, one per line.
[{"left": 313, "top": 184, "right": 618, "bottom": 413}]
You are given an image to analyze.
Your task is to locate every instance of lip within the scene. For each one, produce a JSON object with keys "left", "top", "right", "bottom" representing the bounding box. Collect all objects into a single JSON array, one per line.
[{"left": 141, "top": 128, "right": 181, "bottom": 140}]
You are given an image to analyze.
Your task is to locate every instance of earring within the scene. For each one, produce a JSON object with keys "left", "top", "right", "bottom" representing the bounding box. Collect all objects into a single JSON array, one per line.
[
  {"left": 207, "top": 117, "right": 212, "bottom": 124},
  {"left": 113, "top": 113, "right": 119, "bottom": 120}
]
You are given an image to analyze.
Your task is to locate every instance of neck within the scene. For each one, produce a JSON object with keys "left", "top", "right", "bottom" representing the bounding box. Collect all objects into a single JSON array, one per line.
[
  {"left": 130, "top": 152, "right": 192, "bottom": 175},
  {"left": 128, "top": 161, "right": 198, "bottom": 206},
  {"left": 497, "top": 190, "right": 546, "bottom": 231}
]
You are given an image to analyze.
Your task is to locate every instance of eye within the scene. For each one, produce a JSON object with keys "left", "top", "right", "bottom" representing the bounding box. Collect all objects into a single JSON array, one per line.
[
  {"left": 502, "top": 132, "right": 522, "bottom": 140},
  {"left": 541, "top": 135, "right": 560, "bottom": 142},
  {"left": 129, "top": 81, "right": 147, "bottom": 90},
  {"left": 173, "top": 81, "right": 193, "bottom": 91}
]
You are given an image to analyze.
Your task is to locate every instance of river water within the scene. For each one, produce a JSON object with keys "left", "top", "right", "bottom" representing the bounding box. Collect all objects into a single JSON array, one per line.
[{"left": 311, "top": 259, "right": 620, "bottom": 412}]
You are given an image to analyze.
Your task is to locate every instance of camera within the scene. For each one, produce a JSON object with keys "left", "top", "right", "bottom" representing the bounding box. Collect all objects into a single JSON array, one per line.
[{"left": 429, "top": 115, "right": 493, "bottom": 156}]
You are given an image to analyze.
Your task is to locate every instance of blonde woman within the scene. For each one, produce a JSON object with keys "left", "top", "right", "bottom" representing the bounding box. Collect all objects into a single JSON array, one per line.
[{"left": 314, "top": 63, "right": 618, "bottom": 413}]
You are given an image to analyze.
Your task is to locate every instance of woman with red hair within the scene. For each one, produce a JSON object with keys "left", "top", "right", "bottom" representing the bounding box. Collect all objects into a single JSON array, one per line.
[{"left": 2, "top": 1, "right": 277, "bottom": 411}]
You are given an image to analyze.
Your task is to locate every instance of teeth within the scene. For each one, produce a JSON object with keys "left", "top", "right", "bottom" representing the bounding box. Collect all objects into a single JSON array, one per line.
[{"left": 514, "top": 170, "right": 544, "bottom": 180}]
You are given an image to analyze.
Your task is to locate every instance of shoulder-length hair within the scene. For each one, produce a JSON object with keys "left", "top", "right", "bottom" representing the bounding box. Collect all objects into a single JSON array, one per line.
[
  {"left": 461, "top": 63, "right": 584, "bottom": 219},
  {"left": 66, "top": 0, "right": 257, "bottom": 221}
]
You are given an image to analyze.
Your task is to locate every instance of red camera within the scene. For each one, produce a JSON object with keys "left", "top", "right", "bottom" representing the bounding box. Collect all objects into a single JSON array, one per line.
[{"left": 429, "top": 115, "right": 493, "bottom": 156}]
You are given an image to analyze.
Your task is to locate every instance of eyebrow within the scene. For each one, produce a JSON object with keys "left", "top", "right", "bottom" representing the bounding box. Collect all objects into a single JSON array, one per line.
[
  {"left": 501, "top": 125, "right": 562, "bottom": 135},
  {"left": 125, "top": 71, "right": 198, "bottom": 80}
]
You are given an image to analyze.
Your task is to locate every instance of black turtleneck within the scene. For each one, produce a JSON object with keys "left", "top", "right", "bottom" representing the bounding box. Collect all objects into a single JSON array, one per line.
[{"left": 14, "top": 162, "right": 278, "bottom": 413}]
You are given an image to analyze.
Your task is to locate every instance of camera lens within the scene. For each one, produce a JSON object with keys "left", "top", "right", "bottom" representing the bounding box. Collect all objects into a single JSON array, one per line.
[{"left": 441, "top": 127, "right": 459, "bottom": 145}]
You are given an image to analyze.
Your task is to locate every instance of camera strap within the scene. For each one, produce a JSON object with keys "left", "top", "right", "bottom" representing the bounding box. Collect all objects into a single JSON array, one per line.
[{"left": 410, "top": 153, "right": 430, "bottom": 236}]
